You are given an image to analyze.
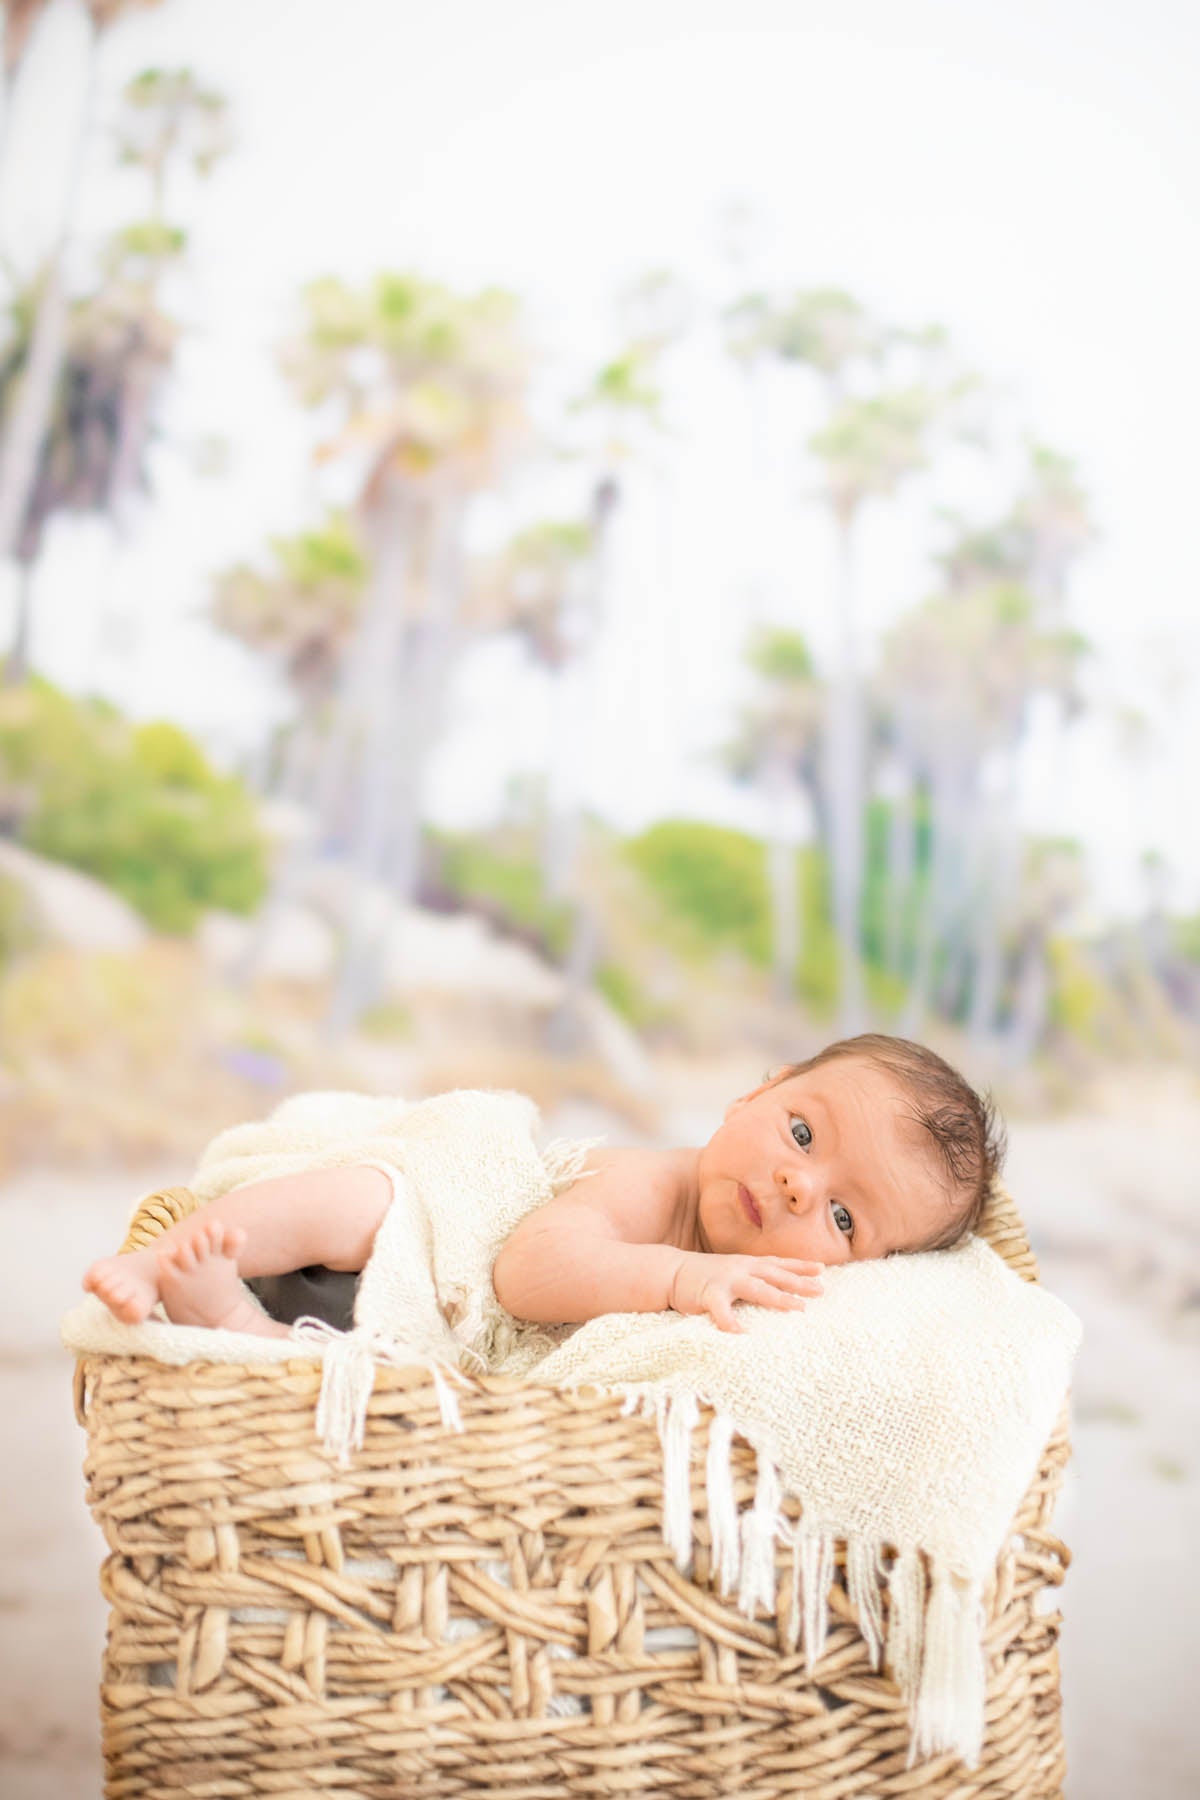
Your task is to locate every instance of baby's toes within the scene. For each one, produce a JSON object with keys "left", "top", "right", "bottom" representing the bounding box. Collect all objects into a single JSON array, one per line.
[
  {"left": 159, "top": 1243, "right": 191, "bottom": 1280},
  {"left": 218, "top": 1224, "right": 246, "bottom": 1260},
  {"left": 106, "top": 1280, "right": 140, "bottom": 1321}
]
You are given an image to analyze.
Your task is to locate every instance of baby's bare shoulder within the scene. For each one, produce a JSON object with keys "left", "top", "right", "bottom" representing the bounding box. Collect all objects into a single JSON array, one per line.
[{"left": 542, "top": 1144, "right": 694, "bottom": 1244}]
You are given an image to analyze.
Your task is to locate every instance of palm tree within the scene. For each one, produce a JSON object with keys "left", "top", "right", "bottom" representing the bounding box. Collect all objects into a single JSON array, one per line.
[
  {"left": 543, "top": 317, "right": 678, "bottom": 1050},
  {"left": 0, "top": 2, "right": 163, "bottom": 569},
  {"left": 211, "top": 512, "right": 368, "bottom": 802},
  {"left": 113, "top": 65, "right": 232, "bottom": 222},
  {"left": 0, "top": 55, "right": 229, "bottom": 682},
  {"left": 1010, "top": 443, "right": 1098, "bottom": 617},
  {"left": 0, "top": 231, "right": 181, "bottom": 683},
  {"left": 0, "top": 1, "right": 53, "bottom": 159},
  {"left": 464, "top": 515, "right": 594, "bottom": 895},
  {"left": 725, "top": 288, "right": 980, "bottom": 1030},
  {"left": 925, "top": 451, "right": 1095, "bottom": 1044},
  {"left": 726, "top": 626, "right": 824, "bottom": 1004},
  {"left": 280, "top": 271, "right": 532, "bottom": 1034},
  {"left": 1003, "top": 838, "right": 1088, "bottom": 1064},
  {"left": 879, "top": 562, "right": 1090, "bottom": 1043},
  {"left": 807, "top": 376, "right": 980, "bottom": 1030}
]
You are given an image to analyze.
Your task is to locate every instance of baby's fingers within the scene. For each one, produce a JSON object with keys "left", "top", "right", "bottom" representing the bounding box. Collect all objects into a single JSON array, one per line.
[
  {"left": 745, "top": 1278, "right": 809, "bottom": 1311},
  {"left": 771, "top": 1258, "right": 825, "bottom": 1276},
  {"left": 756, "top": 1267, "right": 823, "bottom": 1297},
  {"left": 702, "top": 1287, "right": 744, "bottom": 1333}
]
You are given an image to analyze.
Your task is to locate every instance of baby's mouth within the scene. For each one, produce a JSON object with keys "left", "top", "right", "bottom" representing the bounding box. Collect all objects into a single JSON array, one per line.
[{"left": 738, "top": 1184, "right": 763, "bottom": 1228}]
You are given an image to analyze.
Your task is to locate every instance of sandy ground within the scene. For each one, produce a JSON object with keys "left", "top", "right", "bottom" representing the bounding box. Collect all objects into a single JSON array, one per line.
[{"left": 1, "top": 1083, "right": 1198, "bottom": 1799}]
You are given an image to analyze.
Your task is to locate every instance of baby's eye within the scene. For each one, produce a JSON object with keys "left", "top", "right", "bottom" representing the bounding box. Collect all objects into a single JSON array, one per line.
[
  {"left": 790, "top": 1116, "right": 812, "bottom": 1149},
  {"left": 831, "top": 1202, "right": 854, "bottom": 1236}
]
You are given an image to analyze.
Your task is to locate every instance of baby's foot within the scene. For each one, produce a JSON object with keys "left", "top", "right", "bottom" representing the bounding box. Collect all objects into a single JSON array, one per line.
[
  {"left": 157, "top": 1220, "right": 284, "bottom": 1336},
  {"left": 83, "top": 1248, "right": 161, "bottom": 1324}
]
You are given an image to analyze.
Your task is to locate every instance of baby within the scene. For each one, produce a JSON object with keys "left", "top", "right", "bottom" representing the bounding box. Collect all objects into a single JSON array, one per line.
[{"left": 83, "top": 1033, "right": 1003, "bottom": 1338}]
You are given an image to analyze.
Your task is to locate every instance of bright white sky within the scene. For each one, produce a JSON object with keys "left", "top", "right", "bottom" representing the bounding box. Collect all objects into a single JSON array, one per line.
[{"left": 3, "top": 0, "right": 1199, "bottom": 920}]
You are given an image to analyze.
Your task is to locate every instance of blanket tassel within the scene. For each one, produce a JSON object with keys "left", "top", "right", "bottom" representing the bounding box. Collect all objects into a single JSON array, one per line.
[
  {"left": 659, "top": 1391, "right": 700, "bottom": 1571},
  {"left": 846, "top": 1537, "right": 886, "bottom": 1671},
  {"left": 910, "top": 1564, "right": 986, "bottom": 1770},
  {"left": 296, "top": 1320, "right": 469, "bottom": 1465},
  {"left": 705, "top": 1412, "right": 740, "bottom": 1598},
  {"left": 738, "top": 1454, "right": 782, "bottom": 1617},
  {"left": 797, "top": 1530, "right": 836, "bottom": 1671}
]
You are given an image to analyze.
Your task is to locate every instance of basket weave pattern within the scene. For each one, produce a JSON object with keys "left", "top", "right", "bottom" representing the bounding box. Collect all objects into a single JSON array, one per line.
[{"left": 78, "top": 1184, "right": 1071, "bottom": 1798}]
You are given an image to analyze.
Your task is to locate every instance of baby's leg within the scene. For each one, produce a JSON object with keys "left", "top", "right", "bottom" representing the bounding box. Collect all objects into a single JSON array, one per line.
[
  {"left": 83, "top": 1165, "right": 393, "bottom": 1327},
  {"left": 157, "top": 1220, "right": 289, "bottom": 1336}
]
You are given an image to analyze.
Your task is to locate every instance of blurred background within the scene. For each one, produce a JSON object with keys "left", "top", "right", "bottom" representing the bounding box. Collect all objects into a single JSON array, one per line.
[{"left": 0, "top": 2, "right": 1196, "bottom": 1795}]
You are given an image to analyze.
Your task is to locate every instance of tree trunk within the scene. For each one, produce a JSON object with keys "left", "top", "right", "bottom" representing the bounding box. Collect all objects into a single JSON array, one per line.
[
  {"left": 935, "top": 777, "right": 971, "bottom": 1022},
  {"left": 881, "top": 733, "right": 915, "bottom": 980},
  {"left": 544, "top": 474, "right": 617, "bottom": 1051},
  {"left": 2, "top": 557, "right": 34, "bottom": 686},
  {"left": 825, "top": 513, "right": 866, "bottom": 1032},
  {"left": 233, "top": 488, "right": 412, "bottom": 990},
  {"left": 764, "top": 753, "right": 799, "bottom": 1005},
  {"left": 381, "top": 489, "right": 470, "bottom": 902},
  {"left": 323, "top": 493, "right": 416, "bottom": 1039},
  {"left": 967, "top": 763, "right": 1019, "bottom": 1050},
  {"left": 326, "top": 487, "right": 474, "bottom": 1037},
  {"left": 0, "top": 20, "right": 97, "bottom": 567},
  {"left": 1003, "top": 932, "right": 1049, "bottom": 1067},
  {"left": 902, "top": 752, "right": 957, "bottom": 1037}
]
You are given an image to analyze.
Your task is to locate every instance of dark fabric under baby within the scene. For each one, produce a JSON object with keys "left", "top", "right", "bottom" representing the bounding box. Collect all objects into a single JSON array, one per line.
[{"left": 247, "top": 1266, "right": 358, "bottom": 1332}]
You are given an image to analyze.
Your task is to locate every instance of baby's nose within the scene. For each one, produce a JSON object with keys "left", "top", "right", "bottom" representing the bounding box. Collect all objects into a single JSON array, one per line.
[{"left": 776, "top": 1166, "right": 815, "bottom": 1210}]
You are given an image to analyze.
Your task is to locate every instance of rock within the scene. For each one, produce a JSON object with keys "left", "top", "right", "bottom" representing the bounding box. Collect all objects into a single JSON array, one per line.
[
  {"left": 576, "top": 989, "right": 657, "bottom": 1092},
  {"left": 302, "top": 864, "right": 396, "bottom": 939},
  {"left": 256, "top": 797, "right": 313, "bottom": 850},
  {"left": 381, "top": 907, "right": 565, "bottom": 1010},
  {"left": 0, "top": 840, "right": 146, "bottom": 953},
  {"left": 199, "top": 903, "right": 337, "bottom": 983}
]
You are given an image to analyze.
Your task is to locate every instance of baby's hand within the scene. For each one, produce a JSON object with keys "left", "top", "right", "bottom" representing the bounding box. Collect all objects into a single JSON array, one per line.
[{"left": 669, "top": 1252, "right": 824, "bottom": 1333}]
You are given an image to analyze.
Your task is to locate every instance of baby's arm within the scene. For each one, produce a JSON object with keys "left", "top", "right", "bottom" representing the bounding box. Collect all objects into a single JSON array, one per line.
[
  {"left": 492, "top": 1149, "right": 822, "bottom": 1331},
  {"left": 493, "top": 1150, "right": 684, "bottom": 1321}
]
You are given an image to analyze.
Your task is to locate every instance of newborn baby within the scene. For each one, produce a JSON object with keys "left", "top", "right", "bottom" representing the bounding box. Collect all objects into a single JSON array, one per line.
[{"left": 83, "top": 1032, "right": 1003, "bottom": 1339}]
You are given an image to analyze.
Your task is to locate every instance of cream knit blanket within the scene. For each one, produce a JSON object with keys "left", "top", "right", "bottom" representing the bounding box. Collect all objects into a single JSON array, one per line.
[{"left": 62, "top": 1086, "right": 1081, "bottom": 1769}]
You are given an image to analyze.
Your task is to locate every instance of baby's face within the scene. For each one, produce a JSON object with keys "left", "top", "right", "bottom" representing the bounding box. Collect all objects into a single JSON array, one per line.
[{"left": 694, "top": 1057, "right": 956, "bottom": 1265}]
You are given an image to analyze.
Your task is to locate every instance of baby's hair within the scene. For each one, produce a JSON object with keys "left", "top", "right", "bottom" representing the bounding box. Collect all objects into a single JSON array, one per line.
[{"left": 772, "top": 1033, "right": 1006, "bottom": 1251}]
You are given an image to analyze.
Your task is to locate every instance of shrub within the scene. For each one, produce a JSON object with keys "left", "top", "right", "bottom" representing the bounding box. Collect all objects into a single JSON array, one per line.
[
  {"left": 625, "top": 821, "right": 772, "bottom": 966},
  {"left": 0, "top": 680, "right": 266, "bottom": 932}
]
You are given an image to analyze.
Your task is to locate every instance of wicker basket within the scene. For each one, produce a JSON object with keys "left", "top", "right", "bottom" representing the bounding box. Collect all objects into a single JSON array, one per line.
[{"left": 76, "top": 1182, "right": 1071, "bottom": 1799}]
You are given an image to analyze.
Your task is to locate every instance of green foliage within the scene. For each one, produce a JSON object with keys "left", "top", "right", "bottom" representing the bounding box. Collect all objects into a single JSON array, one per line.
[
  {"left": 435, "top": 831, "right": 572, "bottom": 959},
  {"left": 860, "top": 797, "right": 894, "bottom": 973},
  {"left": 793, "top": 846, "right": 839, "bottom": 1014},
  {"left": 1047, "top": 940, "right": 1101, "bottom": 1038},
  {"left": 595, "top": 960, "right": 656, "bottom": 1028},
  {"left": 274, "top": 513, "right": 368, "bottom": 588},
  {"left": 112, "top": 220, "right": 187, "bottom": 263},
  {"left": 0, "top": 871, "right": 37, "bottom": 968},
  {"left": 358, "top": 1001, "right": 414, "bottom": 1041},
  {"left": 0, "top": 680, "right": 266, "bottom": 932},
  {"left": 510, "top": 520, "right": 592, "bottom": 562},
  {"left": 574, "top": 351, "right": 663, "bottom": 419},
  {"left": 624, "top": 822, "right": 848, "bottom": 1013},
  {"left": 625, "top": 821, "right": 771, "bottom": 966},
  {"left": 745, "top": 627, "right": 814, "bottom": 683},
  {"left": 1174, "top": 914, "right": 1200, "bottom": 963},
  {"left": 132, "top": 719, "right": 213, "bottom": 786}
]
